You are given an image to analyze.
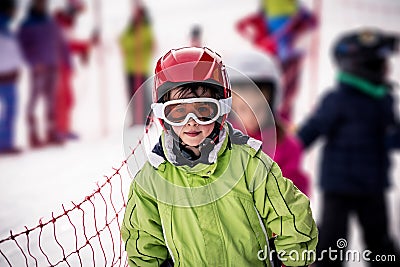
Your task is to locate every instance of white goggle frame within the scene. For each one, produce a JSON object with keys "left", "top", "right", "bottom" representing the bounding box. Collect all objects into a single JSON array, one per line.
[{"left": 151, "top": 97, "right": 232, "bottom": 126}]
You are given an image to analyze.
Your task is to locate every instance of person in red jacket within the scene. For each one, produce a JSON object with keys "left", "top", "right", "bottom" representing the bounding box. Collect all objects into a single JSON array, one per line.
[
  {"left": 53, "top": 0, "right": 97, "bottom": 142},
  {"left": 236, "top": 0, "right": 317, "bottom": 122}
]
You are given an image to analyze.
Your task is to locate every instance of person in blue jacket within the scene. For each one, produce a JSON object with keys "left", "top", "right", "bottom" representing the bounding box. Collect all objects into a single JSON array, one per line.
[
  {"left": 0, "top": 0, "right": 23, "bottom": 155},
  {"left": 297, "top": 28, "right": 400, "bottom": 266}
]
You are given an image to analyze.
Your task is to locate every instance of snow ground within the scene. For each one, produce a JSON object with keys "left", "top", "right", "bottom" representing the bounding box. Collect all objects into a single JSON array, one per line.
[{"left": 1, "top": 0, "right": 400, "bottom": 266}]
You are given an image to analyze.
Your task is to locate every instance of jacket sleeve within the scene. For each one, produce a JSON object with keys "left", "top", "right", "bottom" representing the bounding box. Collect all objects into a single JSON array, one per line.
[
  {"left": 386, "top": 124, "right": 400, "bottom": 149},
  {"left": 386, "top": 93, "right": 400, "bottom": 149},
  {"left": 53, "top": 21, "right": 72, "bottom": 70},
  {"left": 275, "top": 135, "right": 310, "bottom": 196},
  {"left": 250, "top": 152, "right": 318, "bottom": 266},
  {"left": 297, "top": 91, "right": 341, "bottom": 149},
  {"left": 121, "top": 179, "right": 169, "bottom": 267}
]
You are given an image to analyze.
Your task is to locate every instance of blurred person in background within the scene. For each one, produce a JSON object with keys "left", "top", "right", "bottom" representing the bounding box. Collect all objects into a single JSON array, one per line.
[
  {"left": 119, "top": 2, "right": 155, "bottom": 126},
  {"left": 53, "top": 0, "right": 97, "bottom": 143},
  {"left": 0, "top": 0, "right": 23, "bottom": 155},
  {"left": 236, "top": 0, "right": 317, "bottom": 122},
  {"left": 258, "top": 0, "right": 316, "bottom": 62},
  {"left": 17, "top": 0, "right": 70, "bottom": 148},
  {"left": 297, "top": 28, "right": 400, "bottom": 266},
  {"left": 227, "top": 49, "right": 310, "bottom": 196},
  {"left": 189, "top": 24, "right": 202, "bottom": 48}
]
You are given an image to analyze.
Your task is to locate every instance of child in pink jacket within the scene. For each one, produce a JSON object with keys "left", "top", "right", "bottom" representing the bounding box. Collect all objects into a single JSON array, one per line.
[{"left": 227, "top": 49, "right": 310, "bottom": 195}]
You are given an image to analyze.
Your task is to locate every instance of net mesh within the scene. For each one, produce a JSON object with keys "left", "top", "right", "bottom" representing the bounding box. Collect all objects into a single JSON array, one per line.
[{"left": 0, "top": 121, "right": 162, "bottom": 266}]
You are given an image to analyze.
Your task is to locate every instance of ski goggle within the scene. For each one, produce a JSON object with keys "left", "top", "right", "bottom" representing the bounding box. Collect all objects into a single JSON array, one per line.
[{"left": 152, "top": 97, "right": 232, "bottom": 126}]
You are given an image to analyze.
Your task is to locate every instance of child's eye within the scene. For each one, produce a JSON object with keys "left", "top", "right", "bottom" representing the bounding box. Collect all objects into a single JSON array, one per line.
[
  {"left": 197, "top": 106, "right": 209, "bottom": 113},
  {"left": 175, "top": 107, "right": 186, "bottom": 113}
]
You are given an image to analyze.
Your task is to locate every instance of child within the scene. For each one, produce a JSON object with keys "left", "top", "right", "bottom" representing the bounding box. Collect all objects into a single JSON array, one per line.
[
  {"left": 227, "top": 49, "right": 310, "bottom": 196},
  {"left": 121, "top": 47, "right": 318, "bottom": 266},
  {"left": 297, "top": 28, "right": 400, "bottom": 266}
]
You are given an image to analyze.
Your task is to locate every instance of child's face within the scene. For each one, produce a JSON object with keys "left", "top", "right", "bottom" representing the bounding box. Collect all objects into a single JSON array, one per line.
[
  {"left": 168, "top": 87, "right": 216, "bottom": 147},
  {"left": 232, "top": 85, "right": 269, "bottom": 133}
]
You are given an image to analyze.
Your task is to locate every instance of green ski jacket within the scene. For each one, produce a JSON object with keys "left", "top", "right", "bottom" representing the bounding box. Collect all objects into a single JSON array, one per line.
[{"left": 121, "top": 124, "right": 318, "bottom": 266}]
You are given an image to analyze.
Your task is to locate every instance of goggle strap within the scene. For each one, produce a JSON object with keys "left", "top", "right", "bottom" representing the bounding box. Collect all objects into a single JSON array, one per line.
[
  {"left": 151, "top": 103, "right": 164, "bottom": 118},
  {"left": 219, "top": 97, "right": 232, "bottom": 115}
]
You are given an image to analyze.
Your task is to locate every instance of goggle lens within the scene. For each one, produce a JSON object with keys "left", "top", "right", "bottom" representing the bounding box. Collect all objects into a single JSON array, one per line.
[
  {"left": 152, "top": 97, "right": 231, "bottom": 127},
  {"left": 165, "top": 102, "right": 219, "bottom": 124}
]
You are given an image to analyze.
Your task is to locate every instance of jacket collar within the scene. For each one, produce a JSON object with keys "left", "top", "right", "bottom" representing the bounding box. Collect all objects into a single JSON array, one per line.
[
  {"left": 148, "top": 123, "right": 229, "bottom": 170},
  {"left": 338, "top": 72, "right": 388, "bottom": 99},
  {"left": 148, "top": 122, "right": 263, "bottom": 173},
  {"left": 162, "top": 124, "right": 228, "bottom": 168}
]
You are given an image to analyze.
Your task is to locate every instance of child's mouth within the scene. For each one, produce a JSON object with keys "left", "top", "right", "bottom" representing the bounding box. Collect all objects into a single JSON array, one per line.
[{"left": 185, "top": 131, "right": 201, "bottom": 137}]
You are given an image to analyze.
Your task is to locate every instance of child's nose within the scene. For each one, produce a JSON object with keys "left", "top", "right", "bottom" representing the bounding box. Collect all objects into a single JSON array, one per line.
[{"left": 186, "top": 117, "right": 198, "bottom": 126}]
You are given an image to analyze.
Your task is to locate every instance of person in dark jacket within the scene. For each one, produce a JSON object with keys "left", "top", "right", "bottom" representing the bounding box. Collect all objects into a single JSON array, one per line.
[
  {"left": 297, "top": 28, "right": 400, "bottom": 266},
  {"left": 17, "top": 0, "right": 70, "bottom": 147}
]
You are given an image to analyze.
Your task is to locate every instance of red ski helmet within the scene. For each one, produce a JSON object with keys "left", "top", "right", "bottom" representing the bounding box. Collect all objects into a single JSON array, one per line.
[
  {"left": 153, "top": 47, "right": 231, "bottom": 102},
  {"left": 153, "top": 47, "right": 232, "bottom": 129}
]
